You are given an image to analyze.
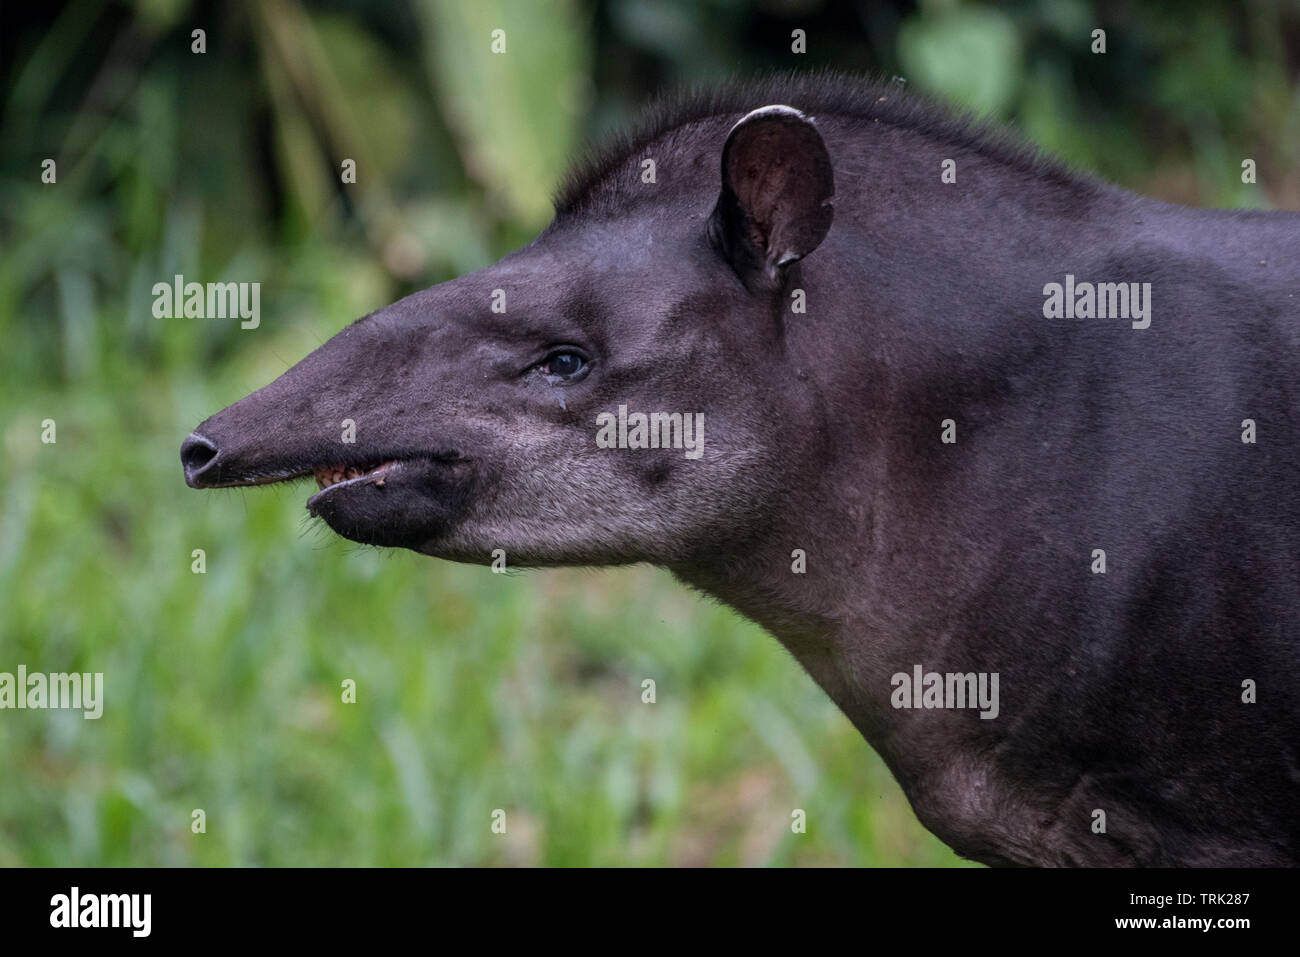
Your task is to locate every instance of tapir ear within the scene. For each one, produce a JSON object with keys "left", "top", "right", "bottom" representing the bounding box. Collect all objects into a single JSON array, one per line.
[{"left": 710, "top": 105, "right": 835, "bottom": 283}]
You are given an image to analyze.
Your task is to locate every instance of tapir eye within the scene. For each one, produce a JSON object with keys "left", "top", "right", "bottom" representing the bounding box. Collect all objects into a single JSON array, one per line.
[{"left": 541, "top": 351, "right": 587, "bottom": 380}]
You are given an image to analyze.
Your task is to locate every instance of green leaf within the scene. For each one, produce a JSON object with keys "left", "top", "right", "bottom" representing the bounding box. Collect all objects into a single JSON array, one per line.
[
  {"left": 419, "top": 0, "right": 591, "bottom": 227},
  {"left": 898, "top": 7, "right": 1022, "bottom": 117}
]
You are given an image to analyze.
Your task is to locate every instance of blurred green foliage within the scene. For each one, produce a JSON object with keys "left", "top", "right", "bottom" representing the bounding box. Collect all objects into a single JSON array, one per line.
[{"left": 1, "top": 0, "right": 1296, "bottom": 866}]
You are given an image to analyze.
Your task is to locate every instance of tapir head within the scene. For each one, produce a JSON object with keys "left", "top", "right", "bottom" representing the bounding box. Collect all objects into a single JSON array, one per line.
[{"left": 182, "top": 105, "right": 835, "bottom": 566}]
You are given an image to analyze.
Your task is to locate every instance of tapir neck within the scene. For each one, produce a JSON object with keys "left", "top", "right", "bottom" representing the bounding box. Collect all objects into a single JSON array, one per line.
[
  {"left": 676, "top": 123, "right": 1124, "bottom": 747},
  {"left": 679, "top": 115, "right": 1300, "bottom": 865}
]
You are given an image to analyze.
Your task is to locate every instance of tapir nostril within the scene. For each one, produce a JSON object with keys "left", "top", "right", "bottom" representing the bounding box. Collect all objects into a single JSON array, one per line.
[{"left": 181, "top": 432, "right": 220, "bottom": 487}]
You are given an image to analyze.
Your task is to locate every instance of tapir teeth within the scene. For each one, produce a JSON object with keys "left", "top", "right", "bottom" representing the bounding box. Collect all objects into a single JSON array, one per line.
[{"left": 312, "top": 461, "right": 394, "bottom": 491}]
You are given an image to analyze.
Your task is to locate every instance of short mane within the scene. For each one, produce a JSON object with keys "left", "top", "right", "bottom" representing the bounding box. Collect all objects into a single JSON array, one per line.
[{"left": 552, "top": 70, "right": 1096, "bottom": 220}]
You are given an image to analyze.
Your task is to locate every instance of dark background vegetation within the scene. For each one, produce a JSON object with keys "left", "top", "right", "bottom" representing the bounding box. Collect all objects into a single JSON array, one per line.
[{"left": 2, "top": 0, "right": 1297, "bottom": 865}]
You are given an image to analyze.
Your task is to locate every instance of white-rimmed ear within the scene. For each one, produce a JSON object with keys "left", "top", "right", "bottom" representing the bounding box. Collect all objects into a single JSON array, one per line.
[{"left": 709, "top": 105, "right": 835, "bottom": 284}]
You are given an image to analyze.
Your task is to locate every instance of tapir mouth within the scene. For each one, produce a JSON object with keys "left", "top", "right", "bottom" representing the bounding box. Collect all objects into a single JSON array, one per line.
[
  {"left": 308, "top": 459, "right": 398, "bottom": 504},
  {"left": 183, "top": 429, "right": 472, "bottom": 548},
  {"left": 181, "top": 431, "right": 414, "bottom": 500}
]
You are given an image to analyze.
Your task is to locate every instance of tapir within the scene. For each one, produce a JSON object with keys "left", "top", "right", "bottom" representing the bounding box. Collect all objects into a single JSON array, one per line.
[{"left": 182, "top": 74, "right": 1300, "bottom": 867}]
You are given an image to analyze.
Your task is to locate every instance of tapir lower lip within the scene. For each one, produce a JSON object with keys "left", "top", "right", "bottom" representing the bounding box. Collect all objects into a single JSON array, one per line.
[{"left": 306, "top": 460, "right": 400, "bottom": 509}]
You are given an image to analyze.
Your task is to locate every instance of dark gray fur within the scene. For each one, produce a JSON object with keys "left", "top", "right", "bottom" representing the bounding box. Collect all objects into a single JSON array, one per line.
[{"left": 184, "top": 73, "right": 1300, "bottom": 866}]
